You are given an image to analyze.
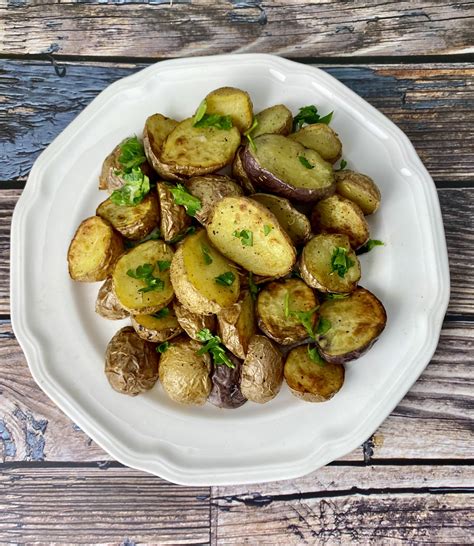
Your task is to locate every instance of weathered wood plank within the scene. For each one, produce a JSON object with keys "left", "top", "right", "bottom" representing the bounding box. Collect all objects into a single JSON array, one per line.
[
  {"left": 1, "top": 1, "right": 473, "bottom": 59},
  {"left": 1, "top": 320, "right": 472, "bottom": 463},
  {"left": 0, "top": 467, "right": 211, "bottom": 544},
  {"left": 1, "top": 60, "right": 473, "bottom": 182}
]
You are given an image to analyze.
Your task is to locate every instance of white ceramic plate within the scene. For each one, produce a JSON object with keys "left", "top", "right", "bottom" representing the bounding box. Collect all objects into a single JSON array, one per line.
[{"left": 11, "top": 54, "right": 449, "bottom": 485}]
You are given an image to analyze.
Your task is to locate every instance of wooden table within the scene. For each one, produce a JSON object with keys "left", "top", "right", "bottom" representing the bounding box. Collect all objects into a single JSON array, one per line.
[{"left": 1, "top": 2, "right": 473, "bottom": 543}]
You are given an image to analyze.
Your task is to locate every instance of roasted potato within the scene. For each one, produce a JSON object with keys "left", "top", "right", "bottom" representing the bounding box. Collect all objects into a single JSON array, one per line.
[
  {"left": 284, "top": 345, "right": 345, "bottom": 402},
  {"left": 207, "top": 197, "right": 296, "bottom": 277},
  {"left": 242, "top": 134, "right": 335, "bottom": 202},
  {"left": 105, "top": 326, "right": 159, "bottom": 396},
  {"left": 335, "top": 170, "right": 381, "bottom": 215},
  {"left": 96, "top": 193, "right": 159, "bottom": 240},
  {"left": 256, "top": 279, "right": 318, "bottom": 345},
  {"left": 300, "top": 234, "right": 361, "bottom": 293},
  {"left": 290, "top": 123, "right": 342, "bottom": 164},
  {"left": 112, "top": 240, "right": 174, "bottom": 315},
  {"left": 160, "top": 118, "right": 241, "bottom": 177},
  {"left": 95, "top": 277, "right": 129, "bottom": 320},
  {"left": 131, "top": 306, "right": 182, "bottom": 343},
  {"left": 143, "top": 113, "right": 185, "bottom": 182},
  {"left": 204, "top": 86, "right": 254, "bottom": 133},
  {"left": 159, "top": 336, "right": 212, "bottom": 405},
  {"left": 208, "top": 354, "right": 247, "bottom": 409},
  {"left": 68, "top": 216, "right": 124, "bottom": 282},
  {"left": 217, "top": 290, "right": 256, "bottom": 359},
  {"left": 251, "top": 104, "right": 293, "bottom": 138},
  {"left": 316, "top": 287, "right": 387, "bottom": 363},
  {"left": 157, "top": 183, "right": 192, "bottom": 242},
  {"left": 240, "top": 335, "right": 283, "bottom": 403},
  {"left": 231, "top": 147, "right": 257, "bottom": 194},
  {"left": 311, "top": 194, "right": 369, "bottom": 249},
  {"left": 251, "top": 193, "right": 312, "bottom": 245},
  {"left": 184, "top": 175, "right": 243, "bottom": 225},
  {"left": 170, "top": 229, "right": 240, "bottom": 315},
  {"left": 173, "top": 300, "right": 216, "bottom": 341}
]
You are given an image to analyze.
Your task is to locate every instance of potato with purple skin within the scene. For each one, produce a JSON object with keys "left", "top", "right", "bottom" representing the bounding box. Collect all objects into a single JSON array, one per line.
[
  {"left": 217, "top": 290, "right": 256, "bottom": 359},
  {"left": 208, "top": 354, "right": 247, "bottom": 409},
  {"left": 232, "top": 147, "right": 257, "bottom": 194}
]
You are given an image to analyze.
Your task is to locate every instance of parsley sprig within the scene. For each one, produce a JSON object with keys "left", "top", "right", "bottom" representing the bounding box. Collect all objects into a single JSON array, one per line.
[
  {"left": 233, "top": 229, "right": 253, "bottom": 247},
  {"left": 293, "top": 105, "right": 333, "bottom": 131},
  {"left": 110, "top": 168, "right": 150, "bottom": 207},
  {"left": 330, "top": 247, "right": 355, "bottom": 278},
  {"left": 196, "top": 329, "right": 234, "bottom": 368},
  {"left": 126, "top": 262, "right": 165, "bottom": 293},
  {"left": 118, "top": 136, "right": 146, "bottom": 172},
  {"left": 169, "top": 184, "right": 202, "bottom": 217},
  {"left": 357, "top": 239, "right": 384, "bottom": 255}
]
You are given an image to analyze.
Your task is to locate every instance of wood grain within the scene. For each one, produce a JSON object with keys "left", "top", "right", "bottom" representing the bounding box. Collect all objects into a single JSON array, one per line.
[
  {"left": 1, "top": 60, "right": 472, "bottom": 183},
  {"left": 1, "top": 319, "right": 472, "bottom": 463},
  {"left": 1, "top": 1, "right": 473, "bottom": 59}
]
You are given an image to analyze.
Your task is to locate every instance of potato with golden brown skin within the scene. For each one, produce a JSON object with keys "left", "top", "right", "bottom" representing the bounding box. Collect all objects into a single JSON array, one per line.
[
  {"left": 159, "top": 337, "right": 212, "bottom": 405},
  {"left": 105, "top": 326, "right": 159, "bottom": 396},
  {"left": 68, "top": 216, "right": 124, "bottom": 282},
  {"left": 157, "top": 183, "right": 192, "bottom": 242},
  {"left": 335, "top": 170, "right": 381, "bottom": 215},
  {"left": 95, "top": 277, "right": 129, "bottom": 320},
  {"left": 251, "top": 104, "right": 293, "bottom": 138},
  {"left": 300, "top": 234, "right": 361, "bottom": 294},
  {"left": 240, "top": 335, "right": 283, "bottom": 404},
  {"left": 232, "top": 147, "right": 257, "bottom": 194},
  {"left": 204, "top": 86, "right": 254, "bottom": 133},
  {"left": 256, "top": 279, "right": 318, "bottom": 345},
  {"left": 96, "top": 193, "right": 159, "bottom": 240},
  {"left": 208, "top": 353, "right": 247, "bottom": 409},
  {"left": 217, "top": 290, "right": 256, "bottom": 359},
  {"left": 316, "top": 287, "right": 387, "bottom": 364},
  {"left": 130, "top": 306, "right": 182, "bottom": 343},
  {"left": 173, "top": 300, "right": 216, "bottom": 341},
  {"left": 284, "top": 345, "right": 345, "bottom": 402},
  {"left": 311, "top": 194, "right": 369, "bottom": 250},
  {"left": 184, "top": 175, "right": 243, "bottom": 226},
  {"left": 289, "top": 123, "right": 342, "bottom": 164}
]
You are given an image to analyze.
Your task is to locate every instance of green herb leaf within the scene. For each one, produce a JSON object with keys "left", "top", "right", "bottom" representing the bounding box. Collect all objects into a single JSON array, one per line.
[
  {"left": 298, "top": 155, "right": 315, "bottom": 169},
  {"left": 118, "top": 136, "right": 146, "bottom": 172},
  {"left": 315, "top": 317, "right": 331, "bottom": 335},
  {"left": 356, "top": 239, "right": 385, "bottom": 255},
  {"left": 317, "top": 111, "right": 333, "bottom": 125},
  {"left": 307, "top": 345, "right": 326, "bottom": 366},
  {"left": 330, "top": 247, "right": 355, "bottom": 278},
  {"left": 248, "top": 272, "right": 259, "bottom": 300},
  {"left": 196, "top": 329, "right": 234, "bottom": 368},
  {"left": 194, "top": 113, "right": 233, "bottom": 130},
  {"left": 215, "top": 271, "right": 235, "bottom": 287},
  {"left": 293, "top": 105, "right": 334, "bottom": 131},
  {"left": 244, "top": 118, "right": 258, "bottom": 152},
  {"left": 169, "top": 184, "right": 202, "bottom": 217},
  {"left": 157, "top": 260, "right": 171, "bottom": 272},
  {"left": 127, "top": 262, "right": 165, "bottom": 293},
  {"left": 290, "top": 307, "right": 319, "bottom": 339},
  {"left": 193, "top": 99, "right": 207, "bottom": 125},
  {"left": 336, "top": 159, "right": 347, "bottom": 171},
  {"left": 110, "top": 168, "right": 150, "bottom": 207},
  {"left": 156, "top": 341, "right": 170, "bottom": 354},
  {"left": 168, "top": 226, "right": 196, "bottom": 244},
  {"left": 233, "top": 229, "right": 253, "bottom": 247},
  {"left": 324, "top": 293, "right": 350, "bottom": 300},
  {"left": 152, "top": 307, "right": 170, "bottom": 319},
  {"left": 201, "top": 244, "right": 213, "bottom": 265}
]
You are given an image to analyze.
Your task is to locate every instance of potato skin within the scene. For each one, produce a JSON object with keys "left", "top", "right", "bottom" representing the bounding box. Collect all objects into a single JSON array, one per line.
[
  {"left": 130, "top": 309, "right": 182, "bottom": 343},
  {"left": 232, "top": 147, "right": 257, "bottom": 194},
  {"left": 240, "top": 335, "right": 283, "bottom": 404},
  {"left": 217, "top": 290, "right": 256, "bottom": 359},
  {"left": 173, "top": 300, "right": 216, "bottom": 341},
  {"left": 157, "top": 183, "right": 192, "bottom": 242},
  {"left": 68, "top": 216, "right": 124, "bottom": 282},
  {"left": 208, "top": 354, "right": 247, "bottom": 409},
  {"left": 335, "top": 170, "right": 381, "bottom": 215},
  {"left": 159, "top": 337, "right": 212, "bottom": 405},
  {"left": 95, "top": 277, "right": 129, "bottom": 320},
  {"left": 284, "top": 345, "right": 344, "bottom": 402},
  {"left": 105, "top": 326, "right": 159, "bottom": 396}
]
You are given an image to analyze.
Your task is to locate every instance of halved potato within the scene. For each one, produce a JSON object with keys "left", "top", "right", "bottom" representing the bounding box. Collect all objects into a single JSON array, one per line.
[
  {"left": 217, "top": 290, "right": 256, "bottom": 359},
  {"left": 231, "top": 147, "right": 256, "bottom": 194},
  {"left": 300, "top": 234, "right": 361, "bottom": 293},
  {"left": 142, "top": 113, "right": 185, "bottom": 182},
  {"left": 251, "top": 104, "right": 293, "bottom": 138},
  {"left": 251, "top": 193, "right": 312, "bottom": 245},
  {"left": 256, "top": 279, "right": 318, "bottom": 345},
  {"left": 130, "top": 307, "right": 182, "bottom": 343},
  {"left": 204, "top": 86, "right": 253, "bottom": 133},
  {"left": 240, "top": 335, "right": 283, "bottom": 404},
  {"left": 159, "top": 336, "right": 212, "bottom": 405},
  {"left": 68, "top": 216, "right": 124, "bottom": 282},
  {"left": 335, "top": 170, "right": 381, "bottom": 215},
  {"left": 316, "top": 287, "right": 387, "bottom": 363},
  {"left": 170, "top": 229, "right": 240, "bottom": 315},
  {"left": 173, "top": 300, "right": 216, "bottom": 341},
  {"left": 96, "top": 193, "right": 159, "bottom": 240},
  {"left": 311, "top": 194, "right": 369, "bottom": 249},
  {"left": 208, "top": 354, "right": 247, "bottom": 409},
  {"left": 284, "top": 345, "right": 344, "bottom": 402},
  {"left": 207, "top": 197, "right": 296, "bottom": 277},
  {"left": 95, "top": 277, "right": 129, "bottom": 320},
  {"left": 242, "top": 134, "right": 335, "bottom": 202},
  {"left": 290, "top": 123, "right": 342, "bottom": 164},
  {"left": 112, "top": 240, "right": 174, "bottom": 315},
  {"left": 160, "top": 118, "right": 241, "bottom": 176},
  {"left": 184, "top": 175, "right": 243, "bottom": 225},
  {"left": 157, "top": 183, "right": 192, "bottom": 242}
]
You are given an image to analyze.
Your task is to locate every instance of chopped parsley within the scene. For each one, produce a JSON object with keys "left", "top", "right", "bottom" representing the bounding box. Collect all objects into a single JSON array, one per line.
[
  {"left": 196, "top": 329, "right": 234, "bottom": 368},
  {"left": 248, "top": 272, "right": 259, "bottom": 300},
  {"left": 201, "top": 244, "right": 213, "bottom": 265},
  {"left": 330, "top": 247, "right": 355, "bottom": 278},
  {"left": 307, "top": 345, "right": 326, "bottom": 366},
  {"left": 263, "top": 224, "right": 273, "bottom": 236},
  {"left": 157, "top": 260, "right": 171, "bottom": 272},
  {"left": 118, "top": 136, "right": 146, "bottom": 172},
  {"left": 336, "top": 159, "right": 348, "bottom": 171},
  {"left": 193, "top": 99, "right": 207, "bottom": 125},
  {"left": 110, "top": 168, "right": 150, "bottom": 207},
  {"left": 152, "top": 307, "right": 170, "bottom": 319},
  {"left": 298, "top": 155, "right": 315, "bottom": 169},
  {"left": 244, "top": 118, "right": 258, "bottom": 152},
  {"left": 357, "top": 239, "right": 384, "bottom": 255},
  {"left": 168, "top": 226, "right": 196, "bottom": 244},
  {"left": 192, "top": 100, "right": 233, "bottom": 131},
  {"left": 284, "top": 294, "right": 318, "bottom": 339},
  {"left": 324, "top": 293, "right": 350, "bottom": 300},
  {"left": 293, "top": 105, "right": 334, "bottom": 131},
  {"left": 233, "top": 229, "right": 253, "bottom": 247},
  {"left": 126, "top": 262, "right": 165, "bottom": 293},
  {"left": 315, "top": 317, "right": 331, "bottom": 335},
  {"left": 169, "top": 184, "right": 202, "bottom": 217},
  {"left": 124, "top": 227, "right": 161, "bottom": 249},
  {"left": 156, "top": 341, "right": 170, "bottom": 354},
  {"left": 215, "top": 271, "right": 235, "bottom": 287}
]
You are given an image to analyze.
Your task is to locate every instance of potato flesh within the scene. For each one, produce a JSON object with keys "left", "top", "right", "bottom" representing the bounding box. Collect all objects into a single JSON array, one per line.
[
  {"left": 207, "top": 196, "right": 296, "bottom": 277},
  {"left": 204, "top": 86, "right": 254, "bottom": 133},
  {"left": 131, "top": 307, "right": 182, "bottom": 342},
  {"left": 146, "top": 113, "right": 178, "bottom": 145},
  {"left": 252, "top": 104, "right": 293, "bottom": 138},
  {"left": 290, "top": 123, "right": 342, "bottom": 164},
  {"left": 284, "top": 345, "right": 344, "bottom": 402},
  {"left": 257, "top": 279, "right": 318, "bottom": 345},
  {"left": 316, "top": 287, "right": 387, "bottom": 362},
  {"left": 217, "top": 290, "right": 256, "bottom": 359},
  {"left": 335, "top": 170, "right": 381, "bottom": 215},
  {"left": 300, "top": 234, "right": 360, "bottom": 293},
  {"left": 112, "top": 240, "right": 174, "bottom": 314}
]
